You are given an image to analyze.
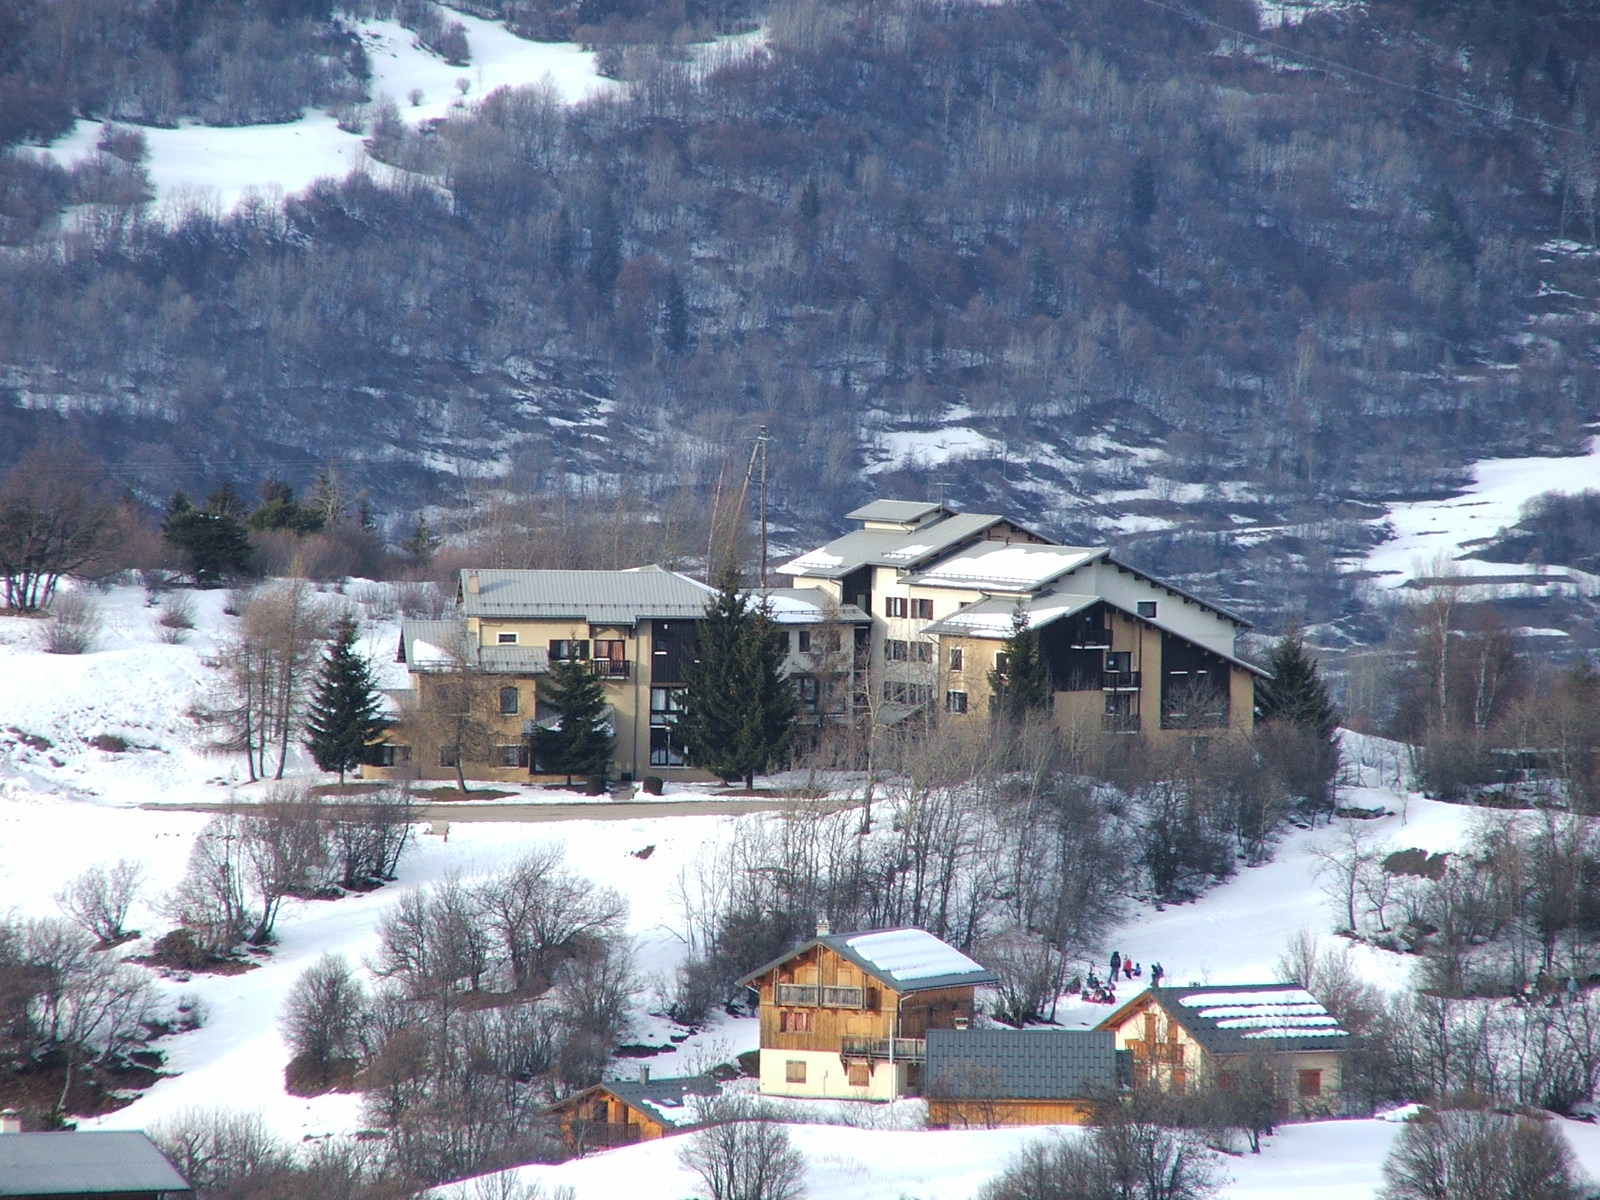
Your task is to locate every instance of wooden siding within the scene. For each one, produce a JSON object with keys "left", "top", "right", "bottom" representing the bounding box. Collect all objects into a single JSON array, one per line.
[
  {"left": 548, "top": 1090, "right": 675, "bottom": 1152},
  {"left": 928, "top": 1096, "right": 1098, "bottom": 1128}
]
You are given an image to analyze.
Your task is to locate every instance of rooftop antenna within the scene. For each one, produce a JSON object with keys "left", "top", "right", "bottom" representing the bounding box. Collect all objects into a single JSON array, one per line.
[{"left": 740, "top": 426, "right": 772, "bottom": 588}]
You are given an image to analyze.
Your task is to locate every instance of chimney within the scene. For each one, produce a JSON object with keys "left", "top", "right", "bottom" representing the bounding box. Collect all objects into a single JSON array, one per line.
[
  {"left": 466, "top": 571, "right": 481, "bottom": 595},
  {"left": 638, "top": 1065, "right": 650, "bottom": 1085},
  {"left": 0, "top": 1109, "right": 20, "bottom": 1134},
  {"left": 816, "top": 918, "right": 831, "bottom": 937}
]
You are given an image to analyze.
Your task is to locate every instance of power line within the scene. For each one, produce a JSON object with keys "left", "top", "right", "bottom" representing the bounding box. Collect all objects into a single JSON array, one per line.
[{"left": 1137, "top": 0, "right": 1578, "bottom": 138}]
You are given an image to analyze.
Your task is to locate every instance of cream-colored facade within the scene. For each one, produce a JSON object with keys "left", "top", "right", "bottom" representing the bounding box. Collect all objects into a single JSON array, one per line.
[{"left": 780, "top": 501, "right": 1263, "bottom": 741}]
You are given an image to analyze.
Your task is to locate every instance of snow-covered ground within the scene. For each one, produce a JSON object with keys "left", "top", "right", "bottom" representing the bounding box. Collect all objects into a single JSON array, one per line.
[
  {"left": 41, "top": 8, "right": 614, "bottom": 213},
  {"left": 1362, "top": 432, "right": 1600, "bottom": 595},
  {"left": 2, "top": 587, "right": 1594, "bottom": 1197}
]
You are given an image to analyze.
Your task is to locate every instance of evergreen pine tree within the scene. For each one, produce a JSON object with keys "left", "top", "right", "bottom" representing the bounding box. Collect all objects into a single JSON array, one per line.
[
  {"left": 676, "top": 561, "right": 798, "bottom": 790},
  {"left": 1257, "top": 630, "right": 1340, "bottom": 815},
  {"left": 533, "top": 657, "right": 614, "bottom": 786},
  {"left": 163, "top": 489, "right": 252, "bottom": 586},
  {"left": 304, "top": 614, "right": 388, "bottom": 784},
  {"left": 988, "top": 601, "right": 1050, "bottom": 719}
]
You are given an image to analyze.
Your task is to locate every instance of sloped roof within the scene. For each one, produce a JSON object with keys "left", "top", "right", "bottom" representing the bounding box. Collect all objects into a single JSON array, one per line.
[
  {"left": 845, "top": 500, "right": 953, "bottom": 524},
  {"left": 907, "top": 544, "right": 1104, "bottom": 591},
  {"left": 399, "top": 620, "right": 550, "bottom": 675},
  {"left": 0, "top": 1130, "right": 192, "bottom": 1195},
  {"left": 459, "top": 565, "right": 715, "bottom": 624},
  {"left": 1099, "top": 985, "right": 1352, "bottom": 1056},
  {"left": 549, "top": 1075, "right": 719, "bottom": 1130},
  {"left": 925, "top": 1029, "right": 1116, "bottom": 1100},
  {"left": 921, "top": 591, "right": 1099, "bottom": 638},
  {"left": 781, "top": 513, "right": 1039, "bottom": 579},
  {"left": 1100, "top": 553, "right": 1252, "bottom": 630},
  {"left": 739, "top": 927, "right": 998, "bottom": 994},
  {"left": 758, "top": 588, "right": 873, "bottom": 625}
]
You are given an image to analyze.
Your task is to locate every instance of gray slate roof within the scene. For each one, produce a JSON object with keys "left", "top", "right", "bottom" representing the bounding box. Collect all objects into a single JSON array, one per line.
[
  {"left": 459, "top": 566, "right": 714, "bottom": 624},
  {"left": 597, "top": 1076, "right": 720, "bottom": 1128},
  {"left": 925, "top": 1029, "right": 1117, "bottom": 1100},
  {"left": 0, "top": 1130, "right": 192, "bottom": 1196}
]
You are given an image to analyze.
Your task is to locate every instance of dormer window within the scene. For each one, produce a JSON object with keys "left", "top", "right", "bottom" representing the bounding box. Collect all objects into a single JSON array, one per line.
[{"left": 1137, "top": 601, "right": 1158, "bottom": 619}]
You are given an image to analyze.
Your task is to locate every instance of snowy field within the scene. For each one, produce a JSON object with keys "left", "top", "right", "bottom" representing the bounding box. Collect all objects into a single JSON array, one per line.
[
  {"left": 1362, "top": 431, "right": 1600, "bottom": 594},
  {"left": 41, "top": 7, "right": 614, "bottom": 213},
  {"left": 3, "top": 590, "right": 1599, "bottom": 1196}
]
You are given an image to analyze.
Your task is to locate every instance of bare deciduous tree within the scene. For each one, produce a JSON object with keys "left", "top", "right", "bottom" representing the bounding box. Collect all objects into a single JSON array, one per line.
[
  {"left": 55, "top": 858, "right": 144, "bottom": 946},
  {"left": 0, "top": 443, "right": 118, "bottom": 612}
]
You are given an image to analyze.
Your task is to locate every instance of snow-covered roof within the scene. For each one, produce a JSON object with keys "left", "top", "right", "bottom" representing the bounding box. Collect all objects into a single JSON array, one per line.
[
  {"left": 1103, "top": 984, "right": 1351, "bottom": 1054},
  {"left": 907, "top": 544, "right": 1104, "bottom": 591},
  {"left": 780, "top": 511, "right": 1041, "bottom": 579},
  {"left": 739, "top": 927, "right": 997, "bottom": 994},
  {"left": 846, "top": 500, "right": 952, "bottom": 525},
  {"left": 921, "top": 592, "right": 1099, "bottom": 639},
  {"left": 757, "top": 588, "right": 872, "bottom": 625}
]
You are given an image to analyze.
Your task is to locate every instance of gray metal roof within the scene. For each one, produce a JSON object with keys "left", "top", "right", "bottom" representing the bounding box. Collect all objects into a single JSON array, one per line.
[
  {"left": 597, "top": 1076, "right": 719, "bottom": 1128},
  {"left": 458, "top": 566, "right": 715, "bottom": 624},
  {"left": 925, "top": 1029, "right": 1117, "bottom": 1100},
  {"left": 844, "top": 500, "right": 952, "bottom": 524},
  {"left": 758, "top": 588, "right": 873, "bottom": 625},
  {"left": 0, "top": 1130, "right": 192, "bottom": 1195},
  {"left": 781, "top": 513, "right": 1037, "bottom": 579},
  {"left": 399, "top": 620, "right": 549, "bottom": 675},
  {"left": 921, "top": 591, "right": 1099, "bottom": 638}
]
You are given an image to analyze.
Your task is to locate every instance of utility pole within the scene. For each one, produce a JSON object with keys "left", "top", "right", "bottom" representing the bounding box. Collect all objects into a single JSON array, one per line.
[{"left": 758, "top": 425, "right": 769, "bottom": 589}]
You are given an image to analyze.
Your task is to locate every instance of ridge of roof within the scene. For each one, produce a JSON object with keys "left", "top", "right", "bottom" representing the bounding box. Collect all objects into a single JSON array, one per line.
[{"left": 737, "top": 926, "right": 998, "bottom": 994}]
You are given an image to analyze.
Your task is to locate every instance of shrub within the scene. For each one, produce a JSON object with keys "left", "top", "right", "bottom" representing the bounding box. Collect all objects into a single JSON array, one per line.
[
  {"left": 643, "top": 775, "right": 664, "bottom": 795},
  {"left": 1380, "top": 1109, "right": 1586, "bottom": 1200},
  {"left": 45, "top": 591, "right": 101, "bottom": 654}
]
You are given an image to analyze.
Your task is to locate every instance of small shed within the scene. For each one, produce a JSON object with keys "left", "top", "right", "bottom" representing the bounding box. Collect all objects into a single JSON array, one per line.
[
  {"left": 0, "top": 1130, "right": 192, "bottom": 1198},
  {"left": 924, "top": 1029, "right": 1118, "bottom": 1127},
  {"left": 547, "top": 1073, "right": 719, "bottom": 1153}
]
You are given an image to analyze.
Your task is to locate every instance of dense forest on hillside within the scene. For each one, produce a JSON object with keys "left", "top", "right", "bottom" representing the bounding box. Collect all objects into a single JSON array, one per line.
[{"left": 1, "top": 0, "right": 1598, "bottom": 622}]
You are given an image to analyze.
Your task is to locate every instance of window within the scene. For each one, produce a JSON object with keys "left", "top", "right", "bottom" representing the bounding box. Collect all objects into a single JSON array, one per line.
[
  {"left": 911, "top": 598, "right": 933, "bottom": 619},
  {"left": 549, "top": 639, "right": 589, "bottom": 661},
  {"left": 882, "top": 682, "right": 934, "bottom": 706},
  {"left": 795, "top": 676, "right": 820, "bottom": 713},
  {"left": 496, "top": 632, "right": 518, "bottom": 644},
  {"left": 1106, "top": 651, "right": 1132, "bottom": 673},
  {"left": 437, "top": 745, "right": 460, "bottom": 768},
  {"left": 785, "top": 1060, "right": 807, "bottom": 1084},
  {"left": 949, "top": 647, "right": 963, "bottom": 672},
  {"left": 369, "top": 743, "right": 410, "bottom": 766},
  {"left": 946, "top": 690, "right": 968, "bottom": 714},
  {"left": 848, "top": 1062, "right": 870, "bottom": 1087},
  {"left": 884, "top": 596, "right": 908, "bottom": 618},
  {"left": 1297, "top": 1069, "right": 1322, "bottom": 1098},
  {"left": 495, "top": 744, "right": 530, "bottom": 768},
  {"left": 884, "top": 639, "right": 909, "bottom": 661},
  {"left": 499, "top": 686, "right": 520, "bottom": 715},
  {"left": 796, "top": 630, "right": 812, "bottom": 653},
  {"left": 779, "top": 1009, "right": 814, "bottom": 1033},
  {"left": 1137, "top": 601, "right": 1158, "bottom": 619},
  {"left": 995, "top": 651, "right": 1010, "bottom": 675},
  {"left": 910, "top": 641, "right": 932, "bottom": 663},
  {"left": 649, "top": 688, "right": 687, "bottom": 766}
]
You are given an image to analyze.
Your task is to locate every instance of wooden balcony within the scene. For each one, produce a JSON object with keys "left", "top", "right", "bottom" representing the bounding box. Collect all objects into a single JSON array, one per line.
[
  {"left": 776, "top": 983, "right": 865, "bottom": 1008},
  {"left": 1101, "top": 670, "right": 1141, "bottom": 691},
  {"left": 840, "top": 1036, "right": 927, "bottom": 1063},
  {"left": 588, "top": 659, "right": 631, "bottom": 679}
]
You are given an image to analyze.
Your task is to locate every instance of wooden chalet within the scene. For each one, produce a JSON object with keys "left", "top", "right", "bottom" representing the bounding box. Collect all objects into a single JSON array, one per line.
[
  {"left": 545, "top": 1071, "right": 719, "bottom": 1153},
  {"left": 738, "top": 926, "right": 998, "bottom": 1101},
  {"left": 923, "top": 1028, "right": 1120, "bottom": 1128},
  {"left": 1095, "top": 984, "right": 1351, "bottom": 1115}
]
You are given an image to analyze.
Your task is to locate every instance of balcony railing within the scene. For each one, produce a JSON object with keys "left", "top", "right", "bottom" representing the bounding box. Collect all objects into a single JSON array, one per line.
[
  {"left": 1102, "top": 670, "right": 1141, "bottom": 691},
  {"left": 840, "top": 1036, "right": 927, "bottom": 1063},
  {"left": 1071, "top": 630, "right": 1112, "bottom": 649},
  {"left": 1103, "top": 714, "right": 1142, "bottom": 734},
  {"left": 776, "top": 983, "right": 865, "bottom": 1008},
  {"left": 588, "top": 659, "right": 631, "bottom": 679}
]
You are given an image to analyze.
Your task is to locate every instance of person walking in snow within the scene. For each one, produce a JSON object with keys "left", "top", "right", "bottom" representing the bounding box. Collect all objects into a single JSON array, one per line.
[
  {"left": 1110, "top": 951, "right": 1121, "bottom": 980},
  {"left": 1151, "top": 961, "right": 1164, "bottom": 987}
]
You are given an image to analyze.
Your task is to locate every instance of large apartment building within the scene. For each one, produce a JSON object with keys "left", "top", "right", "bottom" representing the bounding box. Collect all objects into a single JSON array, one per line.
[
  {"left": 779, "top": 500, "right": 1263, "bottom": 740},
  {"left": 365, "top": 565, "right": 868, "bottom": 784}
]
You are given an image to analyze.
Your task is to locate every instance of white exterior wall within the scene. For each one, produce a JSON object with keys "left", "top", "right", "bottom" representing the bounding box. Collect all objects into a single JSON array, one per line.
[{"left": 758, "top": 1049, "right": 907, "bottom": 1101}]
